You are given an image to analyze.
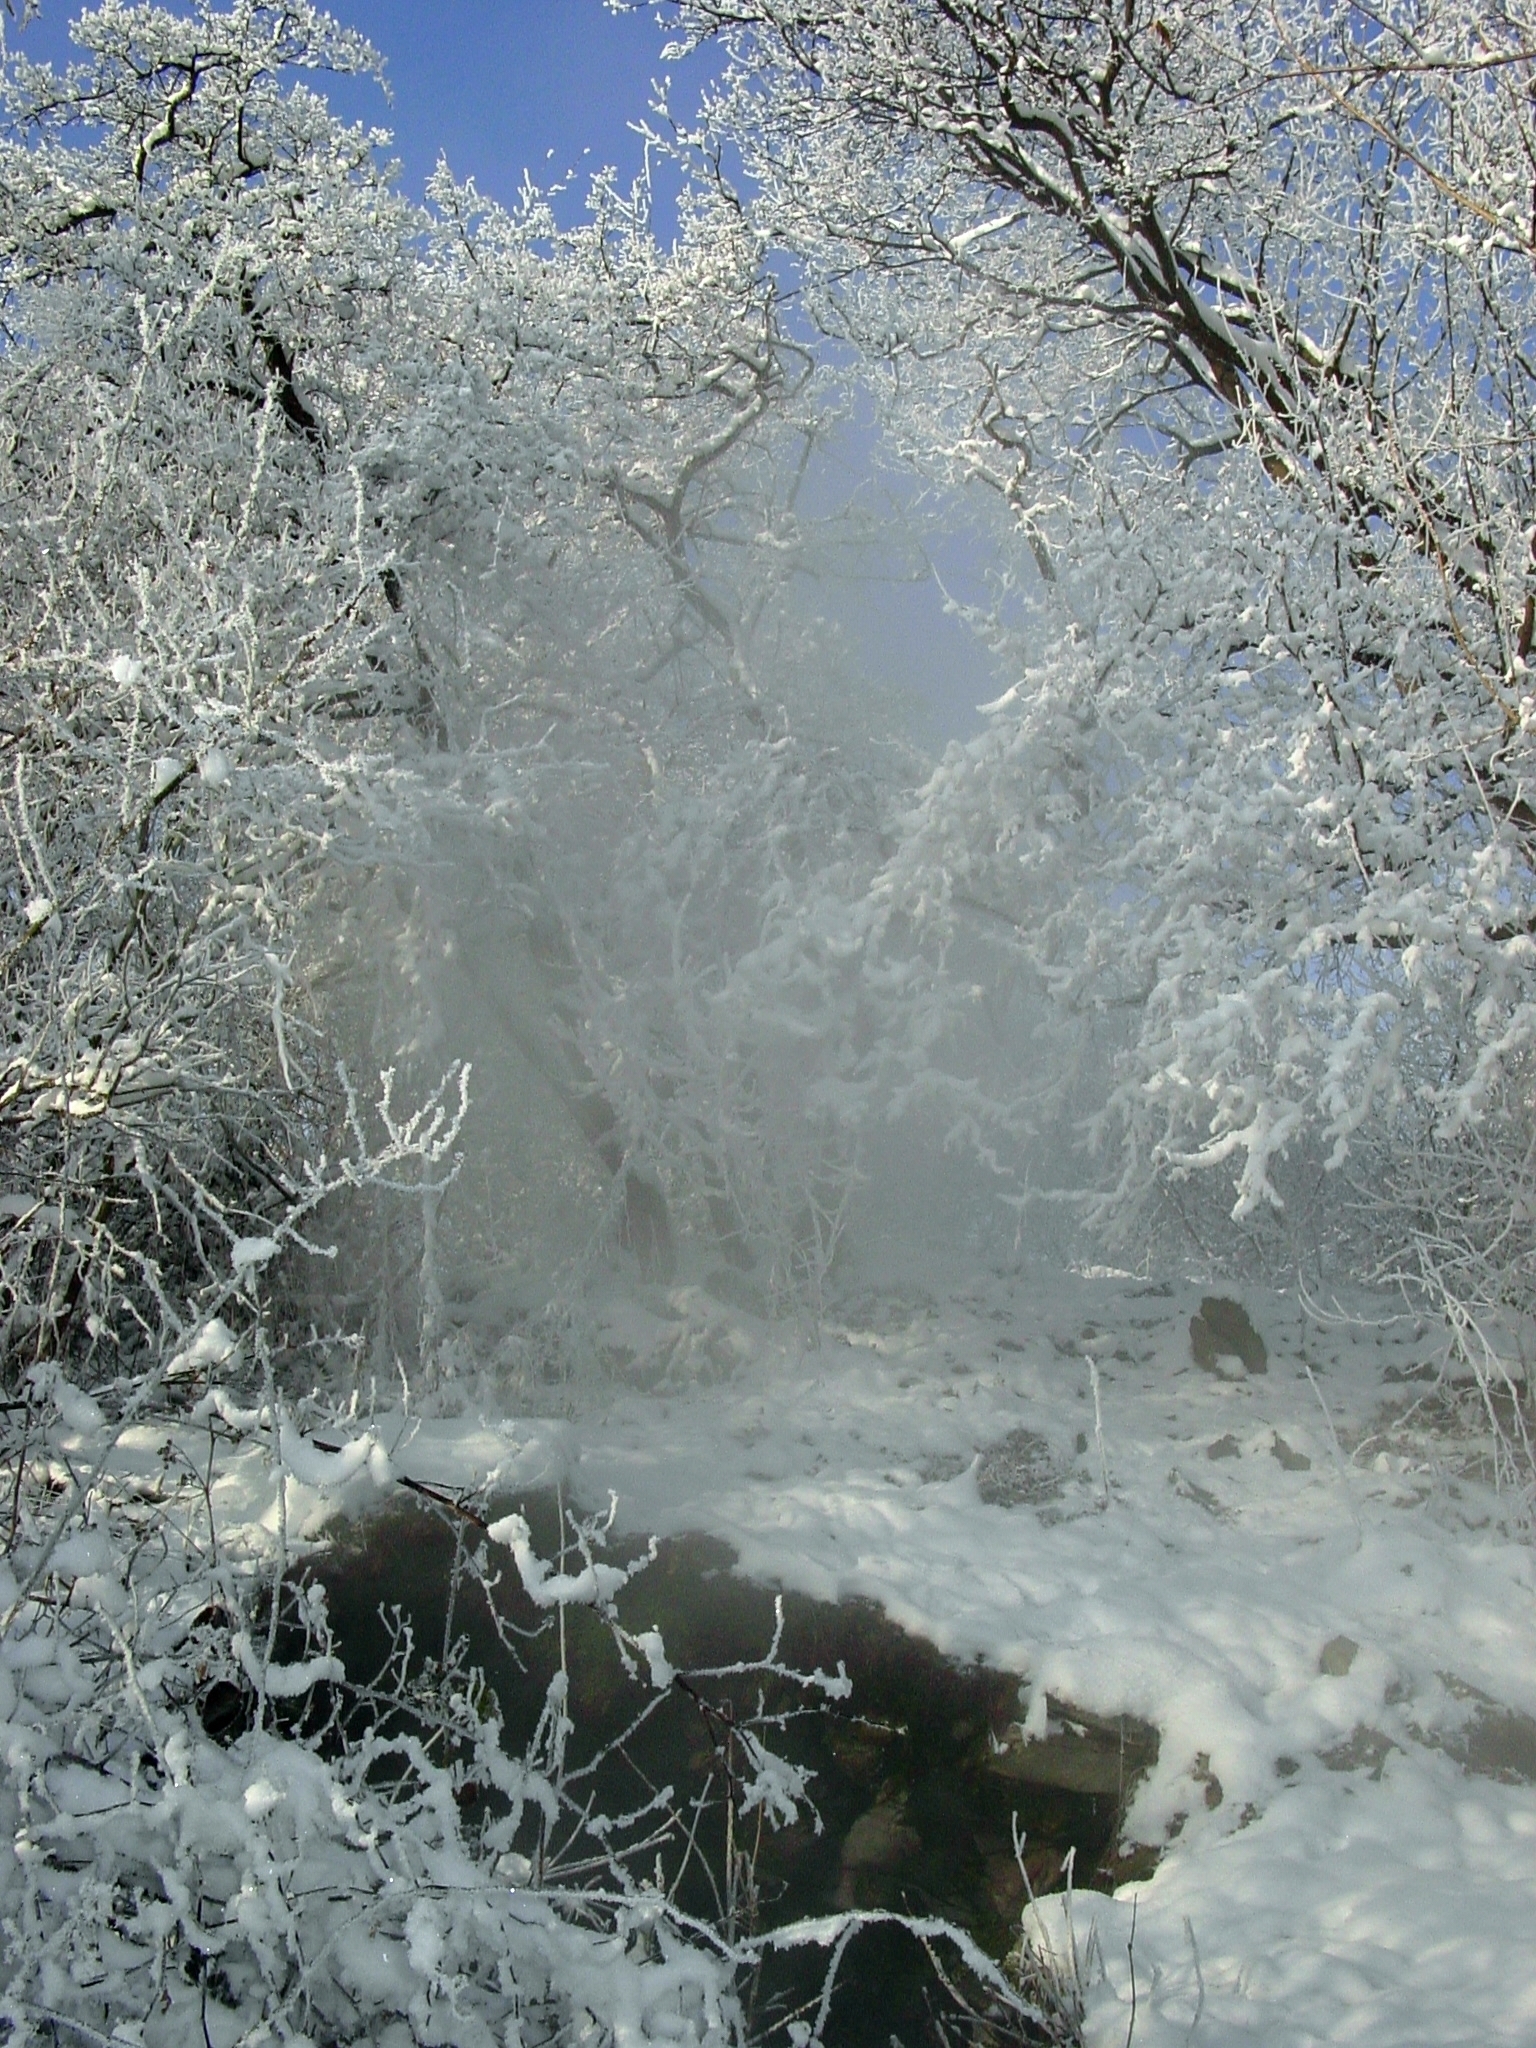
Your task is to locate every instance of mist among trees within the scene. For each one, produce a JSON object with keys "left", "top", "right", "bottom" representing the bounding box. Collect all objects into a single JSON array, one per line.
[{"left": 1, "top": 2, "right": 1533, "bottom": 2042}]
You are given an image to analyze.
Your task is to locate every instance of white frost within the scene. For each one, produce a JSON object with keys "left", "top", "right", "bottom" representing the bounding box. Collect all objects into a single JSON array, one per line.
[
  {"left": 243, "top": 1779, "right": 284, "bottom": 1819},
  {"left": 230, "top": 1236, "right": 279, "bottom": 1276},
  {"left": 486, "top": 1511, "right": 631, "bottom": 1611},
  {"left": 166, "top": 1317, "right": 237, "bottom": 1380},
  {"left": 632, "top": 1627, "right": 674, "bottom": 1692}
]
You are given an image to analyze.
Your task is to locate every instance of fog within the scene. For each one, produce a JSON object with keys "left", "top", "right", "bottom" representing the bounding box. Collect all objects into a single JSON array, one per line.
[
  {"left": 307, "top": 444, "right": 1059, "bottom": 1395},
  {"left": 4, "top": 8, "right": 1534, "bottom": 2046}
]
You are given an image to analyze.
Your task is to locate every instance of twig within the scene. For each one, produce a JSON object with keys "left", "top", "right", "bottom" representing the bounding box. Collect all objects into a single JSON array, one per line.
[
  {"left": 1087, "top": 1355, "right": 1111, "bottom": 1507},
  {"left": 309, "top": 1438, "right": 491, "bottom": 1530},
  {"left": 1125, "top": 1896, "right": 1138, "bottom": 2048},
  {"left": 1184, "top": 1914, "right": 1205, "bottom": 2041}
]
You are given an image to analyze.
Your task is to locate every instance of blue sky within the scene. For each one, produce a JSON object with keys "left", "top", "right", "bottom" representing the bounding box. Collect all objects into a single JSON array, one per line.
[
  {"left": 318, "top": 1, "right": 714, "bottom": 214},
  {"left": 13, "top": 1, "right": 702, "bottom": 212}
]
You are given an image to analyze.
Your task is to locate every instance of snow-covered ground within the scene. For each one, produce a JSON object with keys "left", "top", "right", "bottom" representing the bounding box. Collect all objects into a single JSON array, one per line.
[
  {"left": 196, "top": 1257, "right": 1536, "bottom": 2046},
  {"left": 562, "top": 1266, "right": 1536, "bottom": 2046}
]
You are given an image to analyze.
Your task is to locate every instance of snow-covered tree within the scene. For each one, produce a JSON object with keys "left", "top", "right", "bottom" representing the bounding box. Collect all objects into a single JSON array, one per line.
[
  {"left": 666, "top": 0, "right": 1536, "bottom": 1347},
  {"left": 0, "top": 0, "right": 943, "bottom": 1399},
  {"left": 0, "top": 0, "right": 422, "bottom": 1381},
  {"left": 0, "top": 7, "right": 967, "bottom": 2037}
]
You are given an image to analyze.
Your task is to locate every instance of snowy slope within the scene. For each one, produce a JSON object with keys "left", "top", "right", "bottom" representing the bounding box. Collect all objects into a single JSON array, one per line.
[{"left": 545, "top": 1264, "right": 1536, "bottom": 2047}]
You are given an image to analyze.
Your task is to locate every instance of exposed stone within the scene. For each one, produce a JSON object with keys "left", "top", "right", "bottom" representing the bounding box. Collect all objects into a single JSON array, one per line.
[
  {"left": 1191, "top": 1751, "right": 1224, "bottom": 1809},
  {"left": 1189, "top": 1295, "right": 1268, "bottom": 1373},
  {"left": 984, "top": 1698, "right": 1159, "bottom": 1799},
  {"left": 1169, "top": 1468, "right": 1228, "bottom": 1516},
  {"left": 980, "top": 1844, "right": 1033, "bottom": 1922},
  {"left": 1319, "top": 1724, "right": 1395, "bottom": 1779},
  {"left": 1007, "top": 1841, "right": 1065, "bottom": 1904},
  {"left": 825, "top": 1718, "right": 904, "bottom": 1785},
  {"left": 1439, "top": 1705, "right": 1536, "bottom": 1784},
  {"left": 1272, "top": 1433, "right": 1312, "bottom": 1471},
  {"left": 1206, "top": 1434, "right": 1241, "bottom": 1460},
  {"left": 1420, "top": 1677, "right": 1536, "bottom": 1785},
  {"left": 837, "top": 1796, "right": 922, "bottom": 1908},
  {"left": 1096, "top": 1840, "right": 1164, "bottom": 1887},
  {"left": 1319, "top": 1634, "right": 1359, "bottom": 1677}
]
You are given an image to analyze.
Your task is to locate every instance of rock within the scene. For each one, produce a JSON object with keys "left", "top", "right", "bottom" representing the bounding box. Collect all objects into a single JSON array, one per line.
[
  {"left": 1271, "top": 1433, "right": 1311, "bottom": 1471},
  {"left": 983, "top": 1698, "right": 1159, "bottom": 1798},
  {"left": 1191, "top": 1751, "right": 1223, "bottom": 1810},
  {"left": 1189, "top": 1295, "right": 1268, "bottom": 1373},
  {"left": 980, "top": 1844, "right": 1033, "bottom": 1921},
  {"left": 1419, "top": 1677, "right": 1536, "bottom": 1785},
  {"left": 1319, "top": 1634, "right": 1359, "bottom": 1677},
  {"left": 825, "top": 1719, "right": 903, "bottom": 1784},
  {"left": 1206, "top": 1433, "right": 1241, "bottom": 1460},
  {"left": 1169, "top": 1468, "right": 1228, "bottom": 1516},
  {"left": 1445, "top": 1704, "right": 1536, "bottom": 1784},
  {"left": 836, "top": 1796, "right": 922, "bottom": 1908},
  {"left": 987, "top": 1841, "right": 1062, "bottom": 1914},
  {"left": 1319, "top": 1724, "right": 1395, "bottom": 1779}
]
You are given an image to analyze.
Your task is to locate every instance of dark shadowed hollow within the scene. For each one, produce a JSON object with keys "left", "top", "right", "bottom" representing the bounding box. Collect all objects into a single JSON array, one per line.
[{"left": 302, "top": 1496, "right": 1160, "bottom": 2047}]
